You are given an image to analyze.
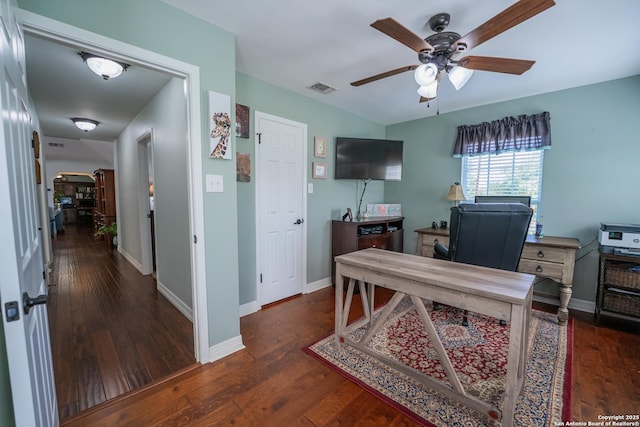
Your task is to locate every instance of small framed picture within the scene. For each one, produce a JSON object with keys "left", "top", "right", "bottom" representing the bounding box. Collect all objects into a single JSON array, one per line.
[
  {"left": 312, "top": 162, "right": 327, "bottom": 179},
  {"left": 314, "top": 136, "right": 327, "bottom": 158}
]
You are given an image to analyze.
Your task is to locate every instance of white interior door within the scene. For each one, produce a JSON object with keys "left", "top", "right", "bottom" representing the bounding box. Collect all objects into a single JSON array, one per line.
[
  {"left": 0, "top": 0, "right": 58, "bottom": 425},
  {"left": 256, "top": 112, "right": 307, "bottom": 305},
  {"left": 137, "top": 129, "right": 154, "bottom": 275}
]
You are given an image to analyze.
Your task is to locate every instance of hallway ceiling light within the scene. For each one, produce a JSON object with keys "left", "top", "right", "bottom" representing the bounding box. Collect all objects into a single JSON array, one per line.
[
  {"left": 71, "top": 118, "right": 99, "bottom": 132},
  {"left": 78, "top": 51, "right": 129, "bottom": 80}
]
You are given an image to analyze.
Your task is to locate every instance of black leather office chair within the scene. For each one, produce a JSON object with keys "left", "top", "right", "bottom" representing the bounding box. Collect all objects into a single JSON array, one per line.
[{"left": 434, "top": 203, "right": 533, "bottom": 326}]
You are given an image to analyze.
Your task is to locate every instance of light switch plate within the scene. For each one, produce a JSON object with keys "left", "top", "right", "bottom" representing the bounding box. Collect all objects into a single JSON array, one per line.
[
  {"left": 308, "top": 183, "right": 314, "bottom": 193},
  {"left": 206, "top": 174, "right": 223, "bottom": 193}
]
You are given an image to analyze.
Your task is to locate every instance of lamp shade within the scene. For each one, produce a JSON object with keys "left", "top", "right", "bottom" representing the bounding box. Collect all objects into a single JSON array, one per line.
[
  {"left": 71, "top": 118, "right": 99, "bottom": 132},
  {"left": 448, "top": 66, "right": 474, "bottom": 90},
  {"left": 446, "top": 182, "right": 466, "bottom": 202},
  {"left": 417, "top": 80, "right": 438, "bottom": 99},
  {"left": 414, "top": 63, "right": 438, "bottom": 86}
]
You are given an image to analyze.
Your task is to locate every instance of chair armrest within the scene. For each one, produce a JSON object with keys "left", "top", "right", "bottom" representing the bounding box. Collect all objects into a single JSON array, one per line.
[{"left": 434, "top": 242, "right": 450, "bottom": 260}]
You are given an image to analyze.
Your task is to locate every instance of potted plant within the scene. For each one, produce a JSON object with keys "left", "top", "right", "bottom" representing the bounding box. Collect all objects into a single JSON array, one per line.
[{"left": 95, "top": 221, "right": 117, "bottom": 247}]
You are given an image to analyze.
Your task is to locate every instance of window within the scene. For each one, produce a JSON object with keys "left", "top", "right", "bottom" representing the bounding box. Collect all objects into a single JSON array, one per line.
[{"left": 461, "top": 149, "right": 544, "bottom": 233}]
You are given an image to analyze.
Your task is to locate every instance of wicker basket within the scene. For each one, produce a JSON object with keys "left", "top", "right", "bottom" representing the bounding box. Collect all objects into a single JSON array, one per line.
[
  {"left": 604, "top": 262, "right": 640, "bottom": 291},
  {"left": 602, "top": 290, "right": 640, "bottom": 317}
]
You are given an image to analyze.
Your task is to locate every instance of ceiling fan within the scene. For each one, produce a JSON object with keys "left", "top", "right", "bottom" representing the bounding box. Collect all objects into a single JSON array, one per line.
[{"left": 351, "top": 0, "right": 556, "bottom": 103}]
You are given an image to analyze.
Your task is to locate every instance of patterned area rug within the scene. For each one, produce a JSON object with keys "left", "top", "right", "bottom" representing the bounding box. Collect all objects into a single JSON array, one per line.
[{"left": 304, "top": 296, "right": 573, "bottom": 426}]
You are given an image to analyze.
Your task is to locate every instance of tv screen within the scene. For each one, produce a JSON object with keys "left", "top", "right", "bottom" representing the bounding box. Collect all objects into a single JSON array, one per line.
[{"left": 335, "top": 137, "right": 403, "bottom": 181}]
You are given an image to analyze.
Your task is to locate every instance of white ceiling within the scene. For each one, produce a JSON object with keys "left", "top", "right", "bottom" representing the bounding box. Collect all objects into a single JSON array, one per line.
[
  {"left": 160, "top": 0, "right": 640, "bottom": 125},
  {"left": 24, "top": 0, "right": 640, "bottom": 150},
  {"left": 24, "top": 34, "right": 172, "bottom": 142}
]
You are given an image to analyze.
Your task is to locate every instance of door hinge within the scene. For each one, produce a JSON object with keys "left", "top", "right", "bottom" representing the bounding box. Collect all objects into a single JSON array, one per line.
[
  {"left": 260, "top": 273, "right": 263, "bottom": 283},
  {"left": 257, "top": 133, "right": 262, "bottom": 144},
  {"left": 193, "top": 235, "right": 197, "bottom": 244}
]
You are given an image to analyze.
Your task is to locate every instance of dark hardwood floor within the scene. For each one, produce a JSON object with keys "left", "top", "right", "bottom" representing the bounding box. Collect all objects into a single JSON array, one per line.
[
  {"left": 48, "top": 223, "right": 195, "bottom": 420},
  {"left": 57, "top": 267, "right": 640, "bottom": 426}
]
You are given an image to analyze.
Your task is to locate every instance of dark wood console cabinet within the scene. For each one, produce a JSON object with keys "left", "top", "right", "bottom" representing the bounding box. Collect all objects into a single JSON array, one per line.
[{"left": 331, "top": 216, "right": 404, "bottom": 284}]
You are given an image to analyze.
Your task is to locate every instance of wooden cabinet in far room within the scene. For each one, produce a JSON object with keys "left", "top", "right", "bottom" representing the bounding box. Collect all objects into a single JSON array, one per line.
[
  {"left": 331, "top": 216, "right": 404, "bottom": 284},
  {"left": 94, "top": 168, "right": 116, "bottom": 231}
]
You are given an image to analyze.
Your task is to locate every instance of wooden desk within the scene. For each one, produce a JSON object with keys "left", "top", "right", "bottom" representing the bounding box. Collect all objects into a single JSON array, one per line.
[
  {"left": 415, "top": 228, "right": 580, "bottom": 324},
  {"left": 335, "top": 248, "right": 535, "bottom": 427}
]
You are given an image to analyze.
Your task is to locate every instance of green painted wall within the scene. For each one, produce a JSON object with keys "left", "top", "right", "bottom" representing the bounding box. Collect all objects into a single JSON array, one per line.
[
  {"left": 236, "top": 73, "right": 385, "bottom": 305},
  {"left": 386, "top": 75, "right": 640, "bottom": 303},
  {"left": 17, "top": 0, "right": 240, "bottom": 345}
]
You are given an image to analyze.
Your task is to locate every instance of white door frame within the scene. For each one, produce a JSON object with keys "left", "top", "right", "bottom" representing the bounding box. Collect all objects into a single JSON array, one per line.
[
  {"left": 254, "top": 111, "right": 308, "bottom": 306},
  {"left": 17, "top": 10, "right": 210, "bottom": 363},
  {"left": 136, "top": 128, "right": 154, "bottom": 275}
]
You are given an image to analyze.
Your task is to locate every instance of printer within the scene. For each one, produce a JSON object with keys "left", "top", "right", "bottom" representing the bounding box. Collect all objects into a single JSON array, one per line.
[{"left": 598, "top": 223, "right": 640, "bottom": 256}]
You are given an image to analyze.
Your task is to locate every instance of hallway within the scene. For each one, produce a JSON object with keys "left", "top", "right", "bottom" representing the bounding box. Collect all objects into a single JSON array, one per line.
[{"left": 47, "top": 223, "right": 195, "bottom": 420}]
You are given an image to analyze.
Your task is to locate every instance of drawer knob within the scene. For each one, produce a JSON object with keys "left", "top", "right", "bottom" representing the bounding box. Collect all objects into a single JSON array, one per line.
[
  {"left": 537, "top": 250, "right": 545, "bottom": 258},
  {"left": 536, "top": 265, "right": 543, "bottom": 272}
]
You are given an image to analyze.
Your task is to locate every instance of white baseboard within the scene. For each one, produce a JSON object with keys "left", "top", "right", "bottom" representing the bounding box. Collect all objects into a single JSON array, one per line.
[
  {"left": 209, "top": 335, "right": 245, "bottom": 362},
  {"left": 239, "top": 300, "right": 260, "bottom": 317},
  {"left": 304, "top": 276, "right": 332, "bottom": 294},
  {"left": 117, "top": 246, "right": 144, "bottom": 274},
  {"left": 157, "top": 280, "right": 193, "bottom": 321},
  {"left": 533, "top": 293, "right": 595, "bottom": 313}
]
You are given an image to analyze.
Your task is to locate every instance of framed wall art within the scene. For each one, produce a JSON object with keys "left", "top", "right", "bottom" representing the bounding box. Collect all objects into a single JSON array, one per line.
[
  {"left": 312, "top": 162, "right": 327, "bottom": 179},
  {"left": 314, "top": 136, "right": 326, "bottom": 158},
  {"left": 208, "top": 91, "right": 232, "bottom": 159}
]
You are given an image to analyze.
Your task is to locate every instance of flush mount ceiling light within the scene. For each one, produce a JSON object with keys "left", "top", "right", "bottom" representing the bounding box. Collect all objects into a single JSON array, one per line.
[
  {"left": 78, "top": 51, "right": 130, "bottom": 80},
  {"left": 71, "top": 118, "right": 99, "bottom": 132}
]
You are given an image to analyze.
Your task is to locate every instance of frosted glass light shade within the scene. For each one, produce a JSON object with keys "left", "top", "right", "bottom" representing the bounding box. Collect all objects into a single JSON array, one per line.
[
  {"left": 86, "top": 56, "right": 123, "bottom": 80},
  {"left": 71, "top": 118, "right": 99, "bottom": 132},
  {"left": 448, "top": 66, "right": 474, "bottom": 90},
  {"left": 414, "top": 63, "right": 438, "bottom": 86},
  {"left": 417, "top": 80, "right": 438, "bottom": 99}
]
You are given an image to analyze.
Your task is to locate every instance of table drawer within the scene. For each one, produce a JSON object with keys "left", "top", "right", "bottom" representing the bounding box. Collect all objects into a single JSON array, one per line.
[
  {"left": 518, "top": 259, "right": 563, "bottom": 281},
  {"left": 521, "top": 245, "right": 565, "bottom": 264}
]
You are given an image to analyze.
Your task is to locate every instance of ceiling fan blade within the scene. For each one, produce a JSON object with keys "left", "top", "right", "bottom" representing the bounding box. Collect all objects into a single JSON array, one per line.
[
  {"left": 371, "top": 18, "right": 434, "bottom": 53},
  {"left": 454, "top": 0, "right": 555, "bottom": 51},
  {"left": 351, "top": 65, "right": 418, "bottom": 87},
  {"left": 459, "top": 56, "right": 535, "bottom": 75},
  {"left": 419, "top": 96, "right": 435, "bottom": 103}
]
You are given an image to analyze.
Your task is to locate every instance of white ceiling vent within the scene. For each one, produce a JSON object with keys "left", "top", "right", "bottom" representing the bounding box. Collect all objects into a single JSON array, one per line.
[
  {"left": 48, "top": 142, "right": 64, "bottom": 148},
  {"left": 307, "top": 81, "right": 337, "bottom": 95}
]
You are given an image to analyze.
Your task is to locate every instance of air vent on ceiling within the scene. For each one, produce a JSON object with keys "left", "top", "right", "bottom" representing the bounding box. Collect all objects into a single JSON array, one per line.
[
  {"left": 48, "top": 142, "right": 64, "bottom": 148},
  {"left": 307, "top": 81, "right": 337, "bottom": 95}
]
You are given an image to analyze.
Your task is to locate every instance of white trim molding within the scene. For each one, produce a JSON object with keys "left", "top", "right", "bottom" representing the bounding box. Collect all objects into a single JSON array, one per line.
[
  {"left": 157, "top": 281, "right": 194, "bottom": 321},
  {"left": 240, "top": 300, "right": 260, "bottom": 317},
  {"left": 209, "top": 335, "right": 245, "bottom": 363},
  {"left": 304, "top": 277, "right": 332, "bottom": 294}
]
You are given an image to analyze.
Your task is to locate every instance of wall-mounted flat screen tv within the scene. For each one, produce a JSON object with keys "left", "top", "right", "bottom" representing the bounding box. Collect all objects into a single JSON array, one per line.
[{"left": 335, "top": 137, "right": 403, "bottom": 181}]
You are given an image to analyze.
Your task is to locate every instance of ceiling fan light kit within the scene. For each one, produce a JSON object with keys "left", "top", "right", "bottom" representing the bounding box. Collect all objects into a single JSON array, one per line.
[
  {"left": 448, "top": 66, "right": 474, "bottom": 90},
  {"left": 414, "top": 63, "right": 438, "bottom": 86},
  {"left": 417, "top": 81, "right": 438, "bottom": 99},
  {"left": 351, "top": 0, "right": 556, "bottom": 105}
]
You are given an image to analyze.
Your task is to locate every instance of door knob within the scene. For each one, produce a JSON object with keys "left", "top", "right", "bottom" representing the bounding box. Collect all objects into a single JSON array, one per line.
[
  {"left": 294, "top": 218, "right": 304, "bottom": 225},
  {"left": 23, "top": 292, "right": 47, "bottom": 314}
]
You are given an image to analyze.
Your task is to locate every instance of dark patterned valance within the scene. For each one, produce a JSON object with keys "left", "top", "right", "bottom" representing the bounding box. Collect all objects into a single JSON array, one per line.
[{"left": 453, "top": 111, "right": 551, "bottom": 157}]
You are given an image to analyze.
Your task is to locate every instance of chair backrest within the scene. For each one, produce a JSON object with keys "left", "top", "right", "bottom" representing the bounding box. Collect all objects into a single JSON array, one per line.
[{"left": 447, "top": 203, "right": 533, "bottom": 271}]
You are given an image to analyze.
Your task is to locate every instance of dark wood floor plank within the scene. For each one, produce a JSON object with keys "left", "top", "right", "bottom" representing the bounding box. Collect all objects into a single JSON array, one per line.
[{"left": 48, "top": 223, "right": 195, "bottom": 420}]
